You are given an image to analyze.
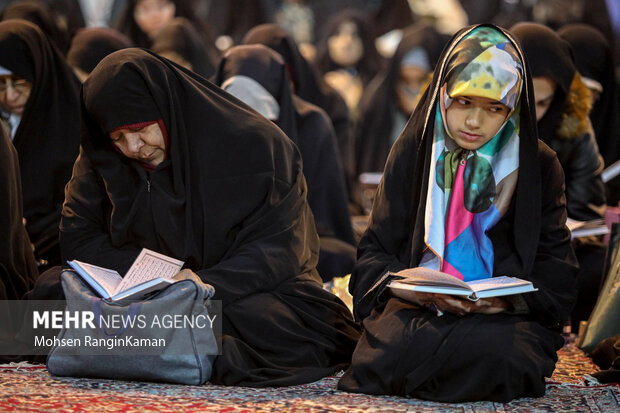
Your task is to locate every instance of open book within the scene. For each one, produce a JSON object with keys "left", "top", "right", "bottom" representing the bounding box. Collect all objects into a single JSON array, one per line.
[
  {"left": 566, "top": 218, "right": 609, "bottom": 239},
  {"left": 67, "top": 248, "right": 184, "bottom": 302},
  {"left": 387, "top": 267, "right": 537, "bottom": 302}
]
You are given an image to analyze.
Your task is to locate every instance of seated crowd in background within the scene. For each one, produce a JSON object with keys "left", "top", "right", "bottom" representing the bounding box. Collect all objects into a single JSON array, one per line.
[{"left": 0, "top": 0, "right": 619, "bottom": 398}]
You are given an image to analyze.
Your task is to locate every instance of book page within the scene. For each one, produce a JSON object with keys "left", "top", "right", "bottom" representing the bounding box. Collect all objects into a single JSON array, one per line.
[
  {"left": 467, "top": 276, "right": 531, "bottom": 293},
  {"left": 391, "top": 267, "right": 472, "bottom": 290},
  {"left": 68, "top": 261, "right": 122, "bottom": 298},
  {"left": 114, "top": 249, "right": 184, "bottom": 294}
]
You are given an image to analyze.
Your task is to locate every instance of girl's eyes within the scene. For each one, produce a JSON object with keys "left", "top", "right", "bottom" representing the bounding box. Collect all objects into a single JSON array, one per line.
[{"left": 456, "top": 97, "right": 470, "bottom": 105}]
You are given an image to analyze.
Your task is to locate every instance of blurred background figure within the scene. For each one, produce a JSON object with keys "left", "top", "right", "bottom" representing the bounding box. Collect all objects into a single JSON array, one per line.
[
  {"left": 199, "top": 0, "right": 270, "bottom": 53},
  {"left": 408, "top": 0, "right": 467, "bottom": 35},
  {"left": 512, "top": 22, "right": 605, "bottom": 222},
  {"left": 151, "top": 16, "right": 218, "bottom": 78},
  {"left": 315, "top": 9, "right": 384, "bottom": 121},
  {"left": 513, "top": 22, "right": 607, "bottom": 334},
  {"left": 115, "top": 0, "right": 214, "bottom": 51},
  {"left": 273, "top": 0, "right": 315, "bottom": 60},
  {"left": 0, "top": 19, "right": 81, "bottom": 270},
  {"left": 355, "top": 23, "right": 447, "bottom": 175},
  {"left": 0, "top": 0, "right": 71, "bottom": 54},
  {"left": 0, "top": 124, "right": 38, "bottom": 300},
  {"left": 558, "top": 23, "right": 620, "bottom": 205},
  {"left": 213, "top": 45, "right": 356, "bottom": 281},
  {"left": 67, "top": 27, "right": 132, "bottom": 81},
  {"left": 243, "top": 24, "right": 358, "bottom": 214}
]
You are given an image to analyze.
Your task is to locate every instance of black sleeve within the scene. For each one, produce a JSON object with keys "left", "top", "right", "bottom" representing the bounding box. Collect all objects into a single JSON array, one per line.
[
  {"left": 60, "top": 149, "right": 140, "bottom": 274},
  {"left": 560, "top": 132, "right": 606, "bottom": 221},
  {"left": 349, "top": 134, "right": 420, "bottom": 321},
  {"left": 523, "top": 146, "right": 579, "bottom": 329},
  {"left": 196, "top": 170, "right": 321, "bottom": 308}
]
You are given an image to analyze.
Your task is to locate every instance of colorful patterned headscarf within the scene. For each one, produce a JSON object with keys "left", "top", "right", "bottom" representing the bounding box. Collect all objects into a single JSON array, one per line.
[{"left": 422, "top": 27, "right": 523, "bottom": 281}]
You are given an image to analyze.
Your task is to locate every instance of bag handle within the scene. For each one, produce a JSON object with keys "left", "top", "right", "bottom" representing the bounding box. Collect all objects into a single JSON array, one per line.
[{"left": 90, "top": 298, "right": 141, "bottom": 338}]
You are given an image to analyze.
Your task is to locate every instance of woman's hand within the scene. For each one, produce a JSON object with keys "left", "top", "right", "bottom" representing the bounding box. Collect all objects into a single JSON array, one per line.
[
  {"left": 400, "top": 291, "right": 513, "bottom": 316},
  {"left": 173, "top": 268, "right": 199, "bottom": 281}
]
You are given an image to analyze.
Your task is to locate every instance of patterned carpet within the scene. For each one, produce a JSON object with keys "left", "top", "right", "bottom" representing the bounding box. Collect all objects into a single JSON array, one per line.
[{"left": 0, "top": 345, "right": 618, "bottom": 412}]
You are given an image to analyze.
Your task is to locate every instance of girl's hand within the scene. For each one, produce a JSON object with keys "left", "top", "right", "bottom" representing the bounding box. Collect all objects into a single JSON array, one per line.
[{"left": 398, "top": 291, "right": 512, "bottom": 316}]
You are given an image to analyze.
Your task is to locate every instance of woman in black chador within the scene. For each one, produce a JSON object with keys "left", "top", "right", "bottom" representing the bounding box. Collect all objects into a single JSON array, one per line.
[
  {"left": 60, "top": 48, "right": 359, "bottom": 386},
  {"left": 355, "top": 23, "right": 447, "bottom": 175},
  {"left": 558, "top": 23, "right": 620, "bottom": 205},
  {"left": 0, "top": 125, "right": 38, "bottom": 300},
  {"left": 511, "top": 22, "right": 605, "bottom": 222},
  {"left": 213, "top": 44, "right": 355, "bottom": 280},
  {"left": 243, "top": 24, "right": 357, "bottom": 209},
  {"left": 0, "top": 20, "right": 81, "bottom": 269},
  {"left": 338, "top": 25, "right": 578, "bottom": 402}
]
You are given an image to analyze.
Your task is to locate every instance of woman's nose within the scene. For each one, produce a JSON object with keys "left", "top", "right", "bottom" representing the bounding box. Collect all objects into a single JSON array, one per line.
[
  {"left": 5, "top": 85, "right": 20, "bottom": 102},
  {"left": 465, "top": 108, "right": 482, "bottom": 129},
  {"left": 126, "top": 134, "right": 143, "bottom": 153}
]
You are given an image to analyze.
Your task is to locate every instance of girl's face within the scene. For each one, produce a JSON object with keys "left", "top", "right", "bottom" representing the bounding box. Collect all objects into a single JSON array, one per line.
[
  {"left": 327, "top": 20, "right": 364, "bottom": 67},
  {"left": 532, "top": 76, "right": 556, "bottom": 121},
  {"left": 134, "top": 0, "right": 175, "bottom": 39},
  {"left": 445, "top": 95, "right": 510, "bottom": 150},
  {"left": 109, "top": 122, "right": 166, "bottom": 166}
]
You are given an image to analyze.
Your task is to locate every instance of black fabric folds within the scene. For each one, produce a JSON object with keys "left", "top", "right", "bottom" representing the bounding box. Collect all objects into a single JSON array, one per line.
[
  {"left": 0, "top": 126, "right": 38, "bottom": 300},
  {"left": 213, "top": 44, "right": 354, "bottom": 246},
  {"left": 67, "top": 27, "right": 133, "bottom": 74},
  {"left": 355, "top": 23, "right": 448, "bottom": 174},
  {"left": 0, "top": 0, "right": 71, "bottom": 55},
  {"left": 0, "top": 20, "right": 81, "bottom": 266},
  {"left": 338, "top": 24, "right": 578, "bottom": 402},
  {"left": 242, "top": 24, "right": 356, "bottom": 203},
  {"left": 61, "top": 48, "right": 359, "bottom": 386},
  {"left": 558, "top": 23, "right": 620, "bottom": 204},
  {"left": 512, "top": 22, "right": 606, "bottom": 221},
  {"left": 151, "top": 17, "right": 217, "bottom": 79},
  {"left": 509, "top": 23, "right": 575, "bottom": 144}
]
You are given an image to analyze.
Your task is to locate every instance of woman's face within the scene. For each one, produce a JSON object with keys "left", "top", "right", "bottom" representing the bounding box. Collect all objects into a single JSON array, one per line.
[
  {"left": 532, "top": 77, "right": 557, "bottom": 122},
  {"left": 134, "top": 0, "right": 176, "bottom": 39},
  {"left": 396, "top": 66, "right": 428, "bottom": 114},
  {"left": 445, "top": 95, "right": 510, "bottom": 150},
  {"left": 0, "top": 75, "right": 32, "bottom": 116},
  {"left": 327, "top": 20, "right": 364, "bottom": 67},
  {"left": 109, "top": 122, "right": 166, "bottom": 166}
]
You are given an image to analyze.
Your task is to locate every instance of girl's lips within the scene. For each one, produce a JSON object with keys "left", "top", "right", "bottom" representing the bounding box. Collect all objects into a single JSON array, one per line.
[{"left": 459, "top": 130, "right": 481, "bottom": 142}]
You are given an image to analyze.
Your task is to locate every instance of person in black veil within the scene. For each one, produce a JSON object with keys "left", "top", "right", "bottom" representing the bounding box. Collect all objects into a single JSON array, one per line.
[
  {"left": 315, "top": 9, "right": 384, "bottom": 119},
  {"left": 511, "top": 22, "right": 606, "bottom": 222},
  {"left": 67, "top": 27, "right": 133, "bottom": 82},
  {"left": 0, "top": 0, "right": 71, "bottom": 55},
  {"left": 558, "top": 23, "right": 620, "bottom": 205},
  {"left": 213, "top": 44, "right": 356, "bottom": 280},
  {"left": 512, "top": 23, "right": 607, "bottom": 333},
  {"left": 54, "top": 47, "right": 359, "bottom": 385},
  {"left": 242, "top": 24, "right": 358, "bottom": 212},
  {"left": 0, "top": 124, "right": 38, "bottom": 300},
  {"left": 0, "top": 20, "right": 81, "bottom": 270},
  {"left": 114, "top": 0, "right": 217, "bottom": 58},
  {"left": 151, "top": 17, "right": 218, "bottom": 79},
  {"left": 355, "top": 23, "right": 448, "bottom": 175},
  {"left": 338, "top": 24, "right": 578, "bottom": 402}
]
